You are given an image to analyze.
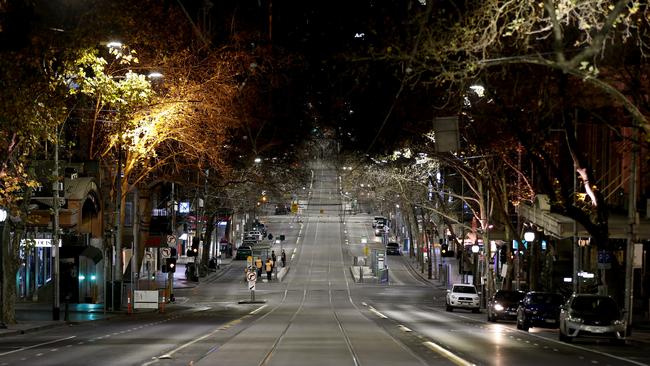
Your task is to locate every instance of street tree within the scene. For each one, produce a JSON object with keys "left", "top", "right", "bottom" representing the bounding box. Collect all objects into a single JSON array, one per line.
[{"left": 391, "top": 0, "right": 650, "bottom": 135}]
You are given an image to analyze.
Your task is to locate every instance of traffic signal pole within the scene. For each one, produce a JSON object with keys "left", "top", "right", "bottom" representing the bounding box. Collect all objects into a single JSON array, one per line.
[{"left": 169, "top": 183, "right": 175, "bottom": 302}]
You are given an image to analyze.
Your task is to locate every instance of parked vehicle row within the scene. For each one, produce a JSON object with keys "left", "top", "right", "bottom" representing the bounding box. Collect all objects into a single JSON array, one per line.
[
  {"left": 236, "top": 221, "right": 268, "bottom": 260},
  {"left": 482, "top": 289, "right": 627, "bottom": 344}
]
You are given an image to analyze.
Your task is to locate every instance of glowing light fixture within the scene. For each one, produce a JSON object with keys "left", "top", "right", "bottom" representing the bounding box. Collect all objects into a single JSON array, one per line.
[
  {"left": 524, "top": 231, "right": 535, "bottom": 242},
  {"left": 470, "top": 84, "right": 485, "bottom": 97},
  {"left": 147, "top": 72, "right": 163, "bottom": 79},
  {"left": 106, "top": 41, "right": 122, "bottom": 48}
]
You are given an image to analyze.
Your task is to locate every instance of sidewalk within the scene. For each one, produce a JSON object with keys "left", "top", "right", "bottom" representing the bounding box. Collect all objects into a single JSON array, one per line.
[{"left": 0, "top": 257, "right": 234, "bottom": 338}]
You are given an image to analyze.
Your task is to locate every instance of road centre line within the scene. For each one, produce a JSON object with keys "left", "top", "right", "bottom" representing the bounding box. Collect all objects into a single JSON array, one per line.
[
  {"left": 423, "top": 341, "right": 475, "bottom": 366},
  {"left": 0, "top": 336, "right": 76, "bottom": 356},
  {"left": 249, "top": 304, "right": 268, "bottom": 314},
  {"left": 145, "top": 319, "right": 243, "bottom": 364}
]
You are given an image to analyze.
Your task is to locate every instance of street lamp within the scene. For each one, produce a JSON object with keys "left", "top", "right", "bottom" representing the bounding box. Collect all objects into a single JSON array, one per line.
[
  {"left": 524, "top": 231, "right": 535, "bottom": 242},
  {"left": 0, "top": 207, "right": 7, "bottom": 328},
  {"left": 471, "top": 244, "right": 480, "bottom": 286},
  {"left": 523, "top": 231, "right": 535, "bottom": 292}
]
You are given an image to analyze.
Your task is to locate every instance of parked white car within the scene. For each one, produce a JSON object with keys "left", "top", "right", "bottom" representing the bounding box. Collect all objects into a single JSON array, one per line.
[
  {"left": 245, "top": 230, "right": 264, "bottom": 241},
  {"left": 559, "top": 294, "right": 626, "bottom": 344},
  {"left": 446, "top": 283, "right": 480, "bottom": 313}
]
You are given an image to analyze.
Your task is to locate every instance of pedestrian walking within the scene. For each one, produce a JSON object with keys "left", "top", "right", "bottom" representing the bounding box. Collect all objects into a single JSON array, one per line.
[
  {"left": 281, "top": 249, "right": 286, "bottom": 267},
  {"left": 265, "top": 258, "right": 273, "bottom": 281},
  {"left": 255, "top": 257, "right": 263, "bottom": 277},
  {"left": 271, "top": 250, "right": 277, "bottom": 268}
]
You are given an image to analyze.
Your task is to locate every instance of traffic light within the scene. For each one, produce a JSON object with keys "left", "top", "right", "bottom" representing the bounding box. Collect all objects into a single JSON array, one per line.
[
  {"left": 441, "top": 243, "right": 448, "bottom": 255},
  {"left": 166, "top": 258, "right": 177, "bottom": 273},
  {"left": 500, "top": 246, "right": 508, "bottom": 264},
  {"left": 187, "top": 237, "right": 199, "bottom": 257}
]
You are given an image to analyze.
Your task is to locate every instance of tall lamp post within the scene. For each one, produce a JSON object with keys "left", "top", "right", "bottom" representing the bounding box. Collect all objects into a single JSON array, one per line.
[
  {"left": 0, "top": 208, "right": 8, "bottom": 328},
  {"left": 524, "top": 230, "right": 535, "bottom": 291},
  {"left": 52, "top": 126, "right": 62, "bottom": 320},
  {"left": 471, "top": 244, "right": 480, "bottom": 286}
]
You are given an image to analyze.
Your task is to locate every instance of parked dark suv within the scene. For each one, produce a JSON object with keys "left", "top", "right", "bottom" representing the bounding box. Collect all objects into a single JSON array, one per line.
[
  {"left": 487, "top": 290, "right": 525, "bottom": 322},
  {"left": 516, "top": 292, "right": 564, "bottom": 331},
  {"left": 386, "top": 242, "right": 400, "bottom": 255}
]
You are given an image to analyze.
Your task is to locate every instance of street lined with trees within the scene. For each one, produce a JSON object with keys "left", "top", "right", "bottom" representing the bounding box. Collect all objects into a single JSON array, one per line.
[{"left": 1, "top": 0, "right": 649, "bottom": 360}]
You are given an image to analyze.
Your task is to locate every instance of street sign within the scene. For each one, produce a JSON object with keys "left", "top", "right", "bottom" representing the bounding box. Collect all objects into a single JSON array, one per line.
[
  {"left": 598, "top": 250, "right": 612, "bottom": 269},
  {"left": 166, "top": 235, "right": 176, "bottom": 246},
  {"left": 161, "top": 247, "right": 171, "bottom": 258},
  {"left": 247, "top": 271, "right": 257, "bottom": 282},
  {"left": 248, "top": 281, "right": 256, "bottom": 291}
]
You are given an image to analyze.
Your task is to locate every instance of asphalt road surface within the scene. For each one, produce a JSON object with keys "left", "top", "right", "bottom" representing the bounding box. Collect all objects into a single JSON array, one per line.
[{"left": 0, "top": 161, "right": 648, "bottom": 366}]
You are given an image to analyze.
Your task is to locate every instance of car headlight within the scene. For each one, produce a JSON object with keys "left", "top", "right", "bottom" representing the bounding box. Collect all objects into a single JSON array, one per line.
[
  {"left": 494, "top": 304, "right": 504, "bottom": 311},
  {"left": 451, "top": 295, "right": 457, "bottom": 300},
  {"left": 567, "top": 313, "right": 583, "bottom": 323}
]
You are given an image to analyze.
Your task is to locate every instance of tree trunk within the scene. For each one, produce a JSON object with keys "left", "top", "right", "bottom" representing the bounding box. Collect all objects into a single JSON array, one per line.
[
  {"left": 136, "top": 188, "right": 152, "bottom": 277},
  {"left": 202, "top": 214, "right": 216, "bottom": 269},
  {"left": 2, "top": 221, "right": 22, "bottom": 325}
]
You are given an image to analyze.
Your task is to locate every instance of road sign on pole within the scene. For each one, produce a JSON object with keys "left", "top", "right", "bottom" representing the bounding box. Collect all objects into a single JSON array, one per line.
[
  {"left": 161, "top": 248, "right": 171, "bottom": 258},
  {"left": 247, "top": 271, "right": 257, "bottom": 282},
  {"left": 166, "top": 235, "right": 176, "bottom": 246}
]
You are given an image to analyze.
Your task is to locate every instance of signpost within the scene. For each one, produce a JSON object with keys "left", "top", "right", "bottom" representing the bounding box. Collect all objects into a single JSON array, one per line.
[{"left": 247, "top": 270, "right": 257, "bottom": 302}]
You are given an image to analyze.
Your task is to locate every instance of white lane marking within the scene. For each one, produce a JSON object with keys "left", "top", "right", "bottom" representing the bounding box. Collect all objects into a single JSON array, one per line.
[
  {"left": 398, "top": 325, "right": 412, "bottom": 332},
  {"left": 518, "top": 328, "right": 646, "bottom": 365},
  {"left": 250, "top": 304, "right": 268, "bottom": 315},
  {"left": 143, "top": 320, "right": 242, "bottom": 365},
  {"left": 0, "top": 336, "right": 76, "bottom": 356},
  {"left": 423, "top": 341, "right": 476, "bottom": 366},
  {"left": 368, "top": 306, "right": 388, "bottom": 319}
]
